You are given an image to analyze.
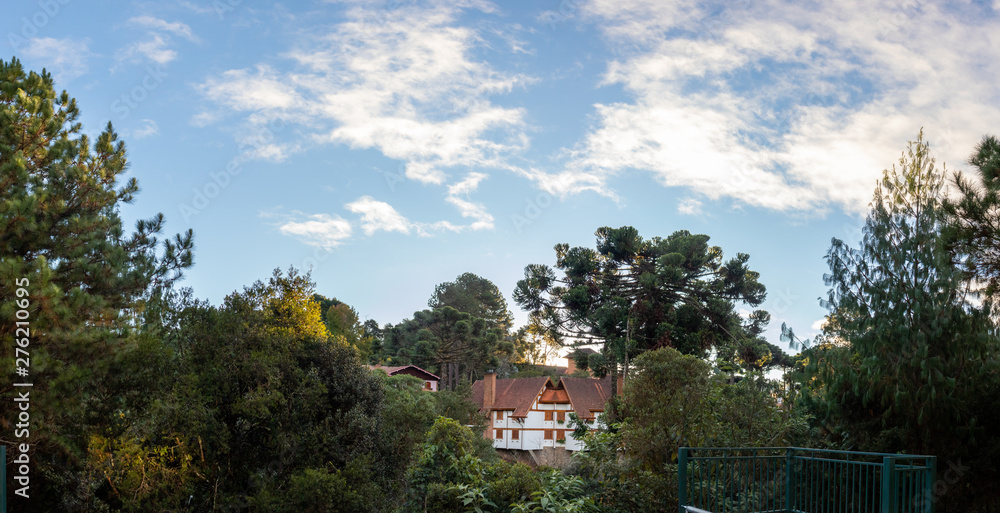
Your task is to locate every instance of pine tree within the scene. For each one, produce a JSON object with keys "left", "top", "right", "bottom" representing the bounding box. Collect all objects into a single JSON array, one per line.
[
  {"left": 944, "top": 134, "right": 1000, "bottom": 298},
  {"left": 814, "top": 130, "right": 997, "bottom": 457},
  {"left": 0, "top": 57, "right": 193, "bottom": 509}
]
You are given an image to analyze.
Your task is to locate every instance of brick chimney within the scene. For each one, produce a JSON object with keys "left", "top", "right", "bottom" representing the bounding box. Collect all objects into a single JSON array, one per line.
[
  {"left": 484, "top": 370, "right": 496, "bottom": 409},
  {"left": 483, "top": 370, "right": 496, "bottom": 440},
  {"left": 565, "top": 356, "right": 578, "bottom": 375}
]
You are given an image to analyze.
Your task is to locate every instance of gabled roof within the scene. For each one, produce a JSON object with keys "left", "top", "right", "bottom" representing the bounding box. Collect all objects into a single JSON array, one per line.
[
  {"left": 472, "top": 377, "right": 549, "bottom": 418},
  {"left": 561, "top": 376, "right": 614, "bottom": 420},
  {"left": 366, "top": 364, "right": 440, "bottom": 381}
]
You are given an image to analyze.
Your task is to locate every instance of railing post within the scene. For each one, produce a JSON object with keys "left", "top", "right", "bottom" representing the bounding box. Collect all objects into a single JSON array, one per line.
[
  {"left": 924, "top": 457, "right": 936, "bottom": 513},
  {"left": 678, "top": 447, "right": 688, "bottom": 513},
  {"left": 785, "top": 447, "right": 794, "bottom": 513},
  {"left": 881, "top": 456, "right": 895, "bottom": 513}
]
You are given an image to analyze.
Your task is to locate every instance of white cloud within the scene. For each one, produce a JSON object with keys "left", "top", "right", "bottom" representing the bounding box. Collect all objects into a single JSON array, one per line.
[
  {"left": 198, "top": 1, "right": 530, "bottom": 183},
  {"left": 445, "top": 172, "right": 494, "bottom": 230},
  {"left": 677, "top": 197, "right": 703, "bottom": 216},
  {"left": 199, "top": 66, "right": 296, "bottom": 111},
  {"left": 198, "top": 1, "right": 530, "bottom": 234},
  {"left": 810, "top": 318, "right": 826, "bottom": 331},
  {"left": 129, "top": 16, "right": 199, "bottom": 42},
  {"left": 21, "top": 37, "right": 91, "bottom": 82},
  {"left": 278, "top": 213, "right": 353, "bottom": 249},
  {"left": 133, "top": 119, "right": 159, "bottom": 138},
  {"left": 345, "top": 196, "right": 413, "bottom": 235},
  {"left": 343, "top": 192, "right": 492, "bottom": 237},
  {"left": 118, "top": 33, "right": 178, "bottom": 65},
  {"left": 566, "top": 0, "right": 1000, "bottom": 214},
  {"left": 117, "top": 16, "right": 199, "bottom": 68}
]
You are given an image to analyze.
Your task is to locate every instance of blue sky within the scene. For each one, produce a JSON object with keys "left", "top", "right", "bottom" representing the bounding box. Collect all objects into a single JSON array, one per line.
[{"left": 6, "top": 0, "right": 1000, "bottom": 359}]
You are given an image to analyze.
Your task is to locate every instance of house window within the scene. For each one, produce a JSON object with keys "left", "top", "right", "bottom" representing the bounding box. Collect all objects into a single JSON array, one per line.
[
  {"left": 496, "top": 410, "right": 503, "bottom": 421},
  {"left": 556, "top": 411, "right": 565, "bottom": 422},
  {"left": 424, "top": 381, "right": 432, "bottom": 390},
  {"left": 511, "top": 429, "right": 519, "bottom": 440},
  {"left": 496, "top": 429, "right": 503, "bottom": 439},
  {"left": 544, "top": 411, "right": 553, "bottom": 421},
  {"left": 544, "top": 430, "right": 553, "bottom": 440}
]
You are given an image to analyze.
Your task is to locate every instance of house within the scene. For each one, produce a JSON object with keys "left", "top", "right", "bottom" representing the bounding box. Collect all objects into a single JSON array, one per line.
[
  {"left": 564, "top": 347, "right": 597, "bottom": 376},
  {"left": 471, "top": 371, "right": 620, "bottom": 451},
  {"left": 367, "top": 364, "right": 441, "bottom": 391}
]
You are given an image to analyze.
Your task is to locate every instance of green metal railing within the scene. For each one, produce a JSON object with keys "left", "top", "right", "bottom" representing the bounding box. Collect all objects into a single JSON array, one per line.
[{"left": 678, "top": 447, "right": 935, "bottom": 513}]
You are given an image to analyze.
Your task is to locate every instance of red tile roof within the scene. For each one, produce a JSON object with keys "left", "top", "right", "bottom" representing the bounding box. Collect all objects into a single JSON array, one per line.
[
  {"left": 472, "top": 377, "right": 549, "bottom": 418},
  {"left": 539, "top": 388, "right": 569, "bottom": 403},
  {"left": 366, "top": 364, "right": 440, "bottom": 381},
  {"left": 561, "top": 376, "right": 614, "bottom": 420}
]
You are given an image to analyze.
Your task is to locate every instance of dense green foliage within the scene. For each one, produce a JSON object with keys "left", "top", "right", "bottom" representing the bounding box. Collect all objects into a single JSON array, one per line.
[
  {"left": 429, "top": 272, "right": 515, "bottom": 332},
  {"left": 375, "top": 273, "right": 520, "bottom": 388},
  {"left": 381, "top": 306, "right": 512, "bottom": 389},
  {"left": 796, "top": 132, "right": 1000, "bottom": 512},
  {"left": 566, "top": 347, "right": 805, "bottom": 513},
  {"left": 0, "top": 57, "right": 193, "bottom": 510},
  {"left": 6, "top": 60, "right": 1000, "bottom": 512}
]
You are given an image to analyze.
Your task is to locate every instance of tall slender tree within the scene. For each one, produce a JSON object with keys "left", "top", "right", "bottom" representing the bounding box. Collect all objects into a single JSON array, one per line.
[{"left": 810, "top": 130, "right": 998, "bottom": 458}]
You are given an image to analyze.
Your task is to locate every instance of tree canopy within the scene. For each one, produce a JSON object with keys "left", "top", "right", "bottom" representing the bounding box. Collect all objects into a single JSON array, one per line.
[
  {"left": 429, "top": 272, "right": 514, "bottom": 332},
  {"left": 513, "top": 226, "right": 768, "bottom": 380}
]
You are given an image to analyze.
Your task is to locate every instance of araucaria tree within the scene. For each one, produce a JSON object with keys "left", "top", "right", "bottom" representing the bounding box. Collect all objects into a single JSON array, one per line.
[
  {"left": 810, "top": 131, "right": 998, "bottom": 460},
  {"left": 513, "top": 226, "right": 768, "bottom": 381}
]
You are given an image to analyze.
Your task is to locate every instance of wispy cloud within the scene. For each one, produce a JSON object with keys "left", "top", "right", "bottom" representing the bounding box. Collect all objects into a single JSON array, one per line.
[
  {"left": 129, "top": 15, "right": 199, "bottom": 42},
  {"left": 198, "top": 1, "right": 529, "bottom": 236},
  {"left": 275, "top": 188, "right": 497, "bottom": 248},
  {"left": 21, "top": 37, "right": 91, "bottom": 82},
  {"left": 278, "top": 213, "right": 353, "bottom": 249},
  {"left": 197, "top": 1, "right": 531, "bottom": 182},
  {"left": 133, "top": 119, "right": 159, "bottom": 138},
  {"left": 677, "top": 197, "right": 703, "bottom": 216},
  {"left": 345, "top": 196, "right": 413, "bottom": 235},
  {"left": 446, "top": 172, "right": 494, "bottom": 230},
  {"left": 565, "top": 0, "right": 1000, "bottom": 214},
  {"left": 119, "top": 33, "right": 177, "bottom": 64},
  {"left": 116, "top": 16, "right": 198, "bottom": 67},
  {"left": 199, "top": 66, "right": 296, "bottom": 111}
]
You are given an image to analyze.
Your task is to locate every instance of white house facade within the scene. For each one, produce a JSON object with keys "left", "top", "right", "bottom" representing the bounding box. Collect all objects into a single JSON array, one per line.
[{"left": 472, "top": 373, "right": 618, "bottom": 451}]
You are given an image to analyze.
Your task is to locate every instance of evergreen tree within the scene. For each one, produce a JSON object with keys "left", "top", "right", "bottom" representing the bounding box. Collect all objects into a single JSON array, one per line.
[
  {"left": 944, "top": 134, "right": 1000, "bottom": 298},
  {"left": 512, "top": 226, "right": 768, "bottom": 386},
  {"left": 384, "top": 306, "right": 512, "bottom": 389},
  {"left": 429, "top": 272, "right": 514, "bottom": 332},
  {"left": 0, "top": 57, "right": 193, "bottom": 510},
  {"left": 805, "top": 132, "right": 1000, "bottom": 511}
]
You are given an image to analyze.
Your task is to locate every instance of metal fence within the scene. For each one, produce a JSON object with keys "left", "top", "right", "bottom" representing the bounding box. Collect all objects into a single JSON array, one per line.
[{"left": 678, "top": 447, "right": 936, "bottom": 513}]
